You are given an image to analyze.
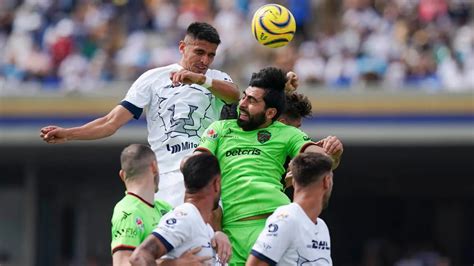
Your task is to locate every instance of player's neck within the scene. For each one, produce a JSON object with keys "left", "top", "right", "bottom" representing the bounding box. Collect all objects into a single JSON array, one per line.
[
  {"left": 293, "top": 192, "right": 322, "bottom": 224},
  {"left": 257, "top": 120, "right": 273, "bottom": 130},
  {"left": 184, "top": 193, "right": 213, "bottom": 224},
  {"left": 126, "top": 182, "right": 155, "bottom": 206}
]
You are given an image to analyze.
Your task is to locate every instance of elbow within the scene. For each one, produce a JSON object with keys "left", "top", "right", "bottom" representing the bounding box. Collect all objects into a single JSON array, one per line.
[
  {"left": 228, "top": 88, "right": 241, "bottom": 103},
  {"left": 103, "top": 122, "right": 121, "bottom": 138}
]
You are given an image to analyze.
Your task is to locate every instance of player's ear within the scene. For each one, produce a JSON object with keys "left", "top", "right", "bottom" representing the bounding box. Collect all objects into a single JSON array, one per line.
[
  {"left": 266, "top": 107, "right": 277, "bottom": 121},
  {"left": 178, "top": 40, "right": 186, "bottom": 54},
  {"left": 119, "top": 169, "right": 126, "bottom": 182},
  {"left": 151, "top": 161, "right": 159, "bottom": 176},
  {"left": 213, "top": 175, "right": 221, "bottom": 193},
  {"left": 323, "top": 172, "right": 333, "bottom": 189}
]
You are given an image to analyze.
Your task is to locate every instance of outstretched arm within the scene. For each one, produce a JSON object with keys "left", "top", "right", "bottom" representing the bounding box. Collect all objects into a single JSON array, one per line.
[
  {"left": 40, "top": 105, "right": 133, "bottom": 144},
  {"left": 171, "top": 69, "right": 240, "bottom": 103}
]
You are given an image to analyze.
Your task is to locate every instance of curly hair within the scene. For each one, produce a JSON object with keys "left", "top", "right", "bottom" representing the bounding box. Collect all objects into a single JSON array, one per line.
[{"left": 283, "top": 92, "right": 312, "bottom": 119}]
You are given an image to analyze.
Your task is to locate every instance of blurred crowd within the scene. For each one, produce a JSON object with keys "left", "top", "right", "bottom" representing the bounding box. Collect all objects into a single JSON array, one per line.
[{"left": 0, "top": 0, "right": 473, "bottom": 92}]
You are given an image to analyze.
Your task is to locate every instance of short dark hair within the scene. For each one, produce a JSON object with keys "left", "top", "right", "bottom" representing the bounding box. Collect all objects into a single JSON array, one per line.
[
  {"left": 290, "top": 153, "right": 333, "bottom": 187},
  {"left": 120, "top": 144, "right": 156, "bottom": 180},
  {"left": 182, "top": 153, "right": 221, "bottom": 194},
  {"left": 186, "top": 22, "right": 221, "bottom": 45},
  {"left": 283, "top": 92, "right": 312, "bottom": 119},
  {"left": 248, "top": 67, "right": 287, "bottom": 121}
]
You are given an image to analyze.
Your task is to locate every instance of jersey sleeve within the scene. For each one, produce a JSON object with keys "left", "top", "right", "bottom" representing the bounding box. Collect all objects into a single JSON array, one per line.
[
  {"left": 120, "top": 69, "right": 155, "bottom": 119},
  {"left": 207, "top": 69, "right": 233, "bottom": 83},
  {"left": 152, "top": 209, "right": 192, "bottom": 252},
  {"left": 250, "top": 211, "right": 294, "bottom": 264},
  {"left": 196, "top": 121, "right": 222, "bottom": 155},
  {"left": 286, "top": 128, "right": 314, "bottom": 158},
  {"left": 111, "top": 209, "right": 147, "bottom": 254}
]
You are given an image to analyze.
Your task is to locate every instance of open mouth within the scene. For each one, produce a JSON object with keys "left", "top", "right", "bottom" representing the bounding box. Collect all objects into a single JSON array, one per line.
[
  {"left": 196, "top": 65, "right": 207, "bottom": 72},
  {"left": 239, "top": 110, "right": 249, "bottom": 121}
]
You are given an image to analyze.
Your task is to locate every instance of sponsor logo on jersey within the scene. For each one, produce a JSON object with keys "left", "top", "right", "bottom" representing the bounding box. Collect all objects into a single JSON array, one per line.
[
  {"left": 307, "top": 240, "right": 330, "bottom": 250},
  {"left": 256, "top": 240, "right": 272, "bottom": 251},
  {"left": 166, "top": 218, "right": 177, "bottom": 225},
  {"left": 135, "top": 217, "right": 144, "bottom": 232},
  {"left": 268, "top": 223, "right": 279, "bottom": 233},
  {"left": 257, "top": 130, "right": 271, "bottom": 144},
  {"left": 266, "top": 223, "right": 279, "bottom": 237},
  {"left": 276, "top": 212, "right": 289, "bottom": 220},
  {"left": 174, "top": 210, "right": 188, "bottom": 217},
  {"left": 113, "top": 228, "right": 138, "bottom": 238},
  {"left": 166, "top": 142, "right": 198, "bottom": 154},
  {"left": 223, "top": 128, "right": 237, "bottom": 138},
  {"left": 225, "top": 148, "right": 262, "bottom": 157},
  {"left": 121, "top": 211, "right": 132, "bottom": 221},
  {"left": 207, "top": 129, "right": 218, "bottom": 139}
]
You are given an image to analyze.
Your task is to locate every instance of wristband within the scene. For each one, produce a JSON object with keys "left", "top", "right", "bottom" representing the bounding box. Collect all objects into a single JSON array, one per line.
[{"left": 203, "top": 76, "right": 213, "bottom": 89}]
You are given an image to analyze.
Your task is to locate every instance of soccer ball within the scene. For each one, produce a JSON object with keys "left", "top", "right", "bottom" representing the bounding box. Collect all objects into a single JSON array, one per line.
[{"left": 251, "top": 4, "right": 296, "bottom": 48}]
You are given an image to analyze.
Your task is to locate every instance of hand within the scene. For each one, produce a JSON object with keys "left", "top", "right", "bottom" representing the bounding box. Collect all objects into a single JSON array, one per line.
[
  {"left": 164, "top": 247, "right": 212, "bottom": 266},
  {"left": 211, "top": 231, "right": 232, "bottom": 265},
  {"left": 285, "top": 71, "right": 299, "bottom": 93},
  {"left": 170, "top": 70, "right": 205, "bottom": 86},
  {"left": 40, "top": 126, "right": 68, "bottom": 144},
  {"left": 315, "top": 135, "right": 343, "bottom": 156},
  {"left": 315, "top": 136, "right": 343, "bottom": 169}
]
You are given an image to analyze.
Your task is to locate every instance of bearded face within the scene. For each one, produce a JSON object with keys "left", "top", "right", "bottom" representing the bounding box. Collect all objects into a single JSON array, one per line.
[{"left": 237, "top": 108, "right": 267, "bottom": 131}]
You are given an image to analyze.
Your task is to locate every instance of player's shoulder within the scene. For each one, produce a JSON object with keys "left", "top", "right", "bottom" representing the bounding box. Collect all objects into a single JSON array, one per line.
[
  {"left": 209, "top": 119, "right": 236, "bottom": 130},
  {"left": 268, "top": 203, "right": 299, "bottom": 225},
  {"left": 114, "top": 194, "right": 136, "bottom": 209},
  {"left": 206, "top": 68, "right": 233, "bottom": 81},
  {"left": 136, "top": 64, "right": 180, "bottom": 82},
  {"left": 218, "top": 119, "right": 238, "bottom": 127},
  {"left": 272, "top": 121, "right": 301, "bottom": 132},
  {"left": 165, "top": 203, "right": 196, "bottom": 220},
  {"left": 154, "top": 199, "right": 173, "bottom": 214},
  {"left": 112, "top": 196, "right": 140, "bottom": 221}
]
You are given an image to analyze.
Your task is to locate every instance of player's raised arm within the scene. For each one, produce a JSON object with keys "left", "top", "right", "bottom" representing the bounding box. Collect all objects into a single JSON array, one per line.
[
  {"left": 314, "top": 136, "right": 343, "bottom": 169},
  {"left": 206, "top": 77, "right": 240, "bottom": 104},
  {"left": 40, "top": 105, "right": 133, "bottom": 144},
  {"left": 171, "top": 69, "right": 239, "bottom": 104}
]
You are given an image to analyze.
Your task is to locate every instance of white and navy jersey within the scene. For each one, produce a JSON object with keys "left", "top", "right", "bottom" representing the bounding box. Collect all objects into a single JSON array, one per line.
[
  {"left": 152, "top": 202, "right": 215, "bottom": 264},
  {"left": 121, "top": 63, "right": 232, "bottom": 175},
  {"left": 251, "top": 203, "right": 332, "bottom": 266}
]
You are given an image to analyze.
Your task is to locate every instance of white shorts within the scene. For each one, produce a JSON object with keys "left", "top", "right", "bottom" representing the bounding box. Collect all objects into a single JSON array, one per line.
[{"left": 154, "top": 169, "right": 185, "bottom": 207}]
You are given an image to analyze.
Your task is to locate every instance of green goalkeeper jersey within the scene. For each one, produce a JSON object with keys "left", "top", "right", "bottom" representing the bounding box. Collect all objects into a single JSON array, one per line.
[
  {"left": 197, "top": 120, "right": 313, "bottom": 225},
  {"left": 111, "top": 192, "right": 172, "bottom": 254}
]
